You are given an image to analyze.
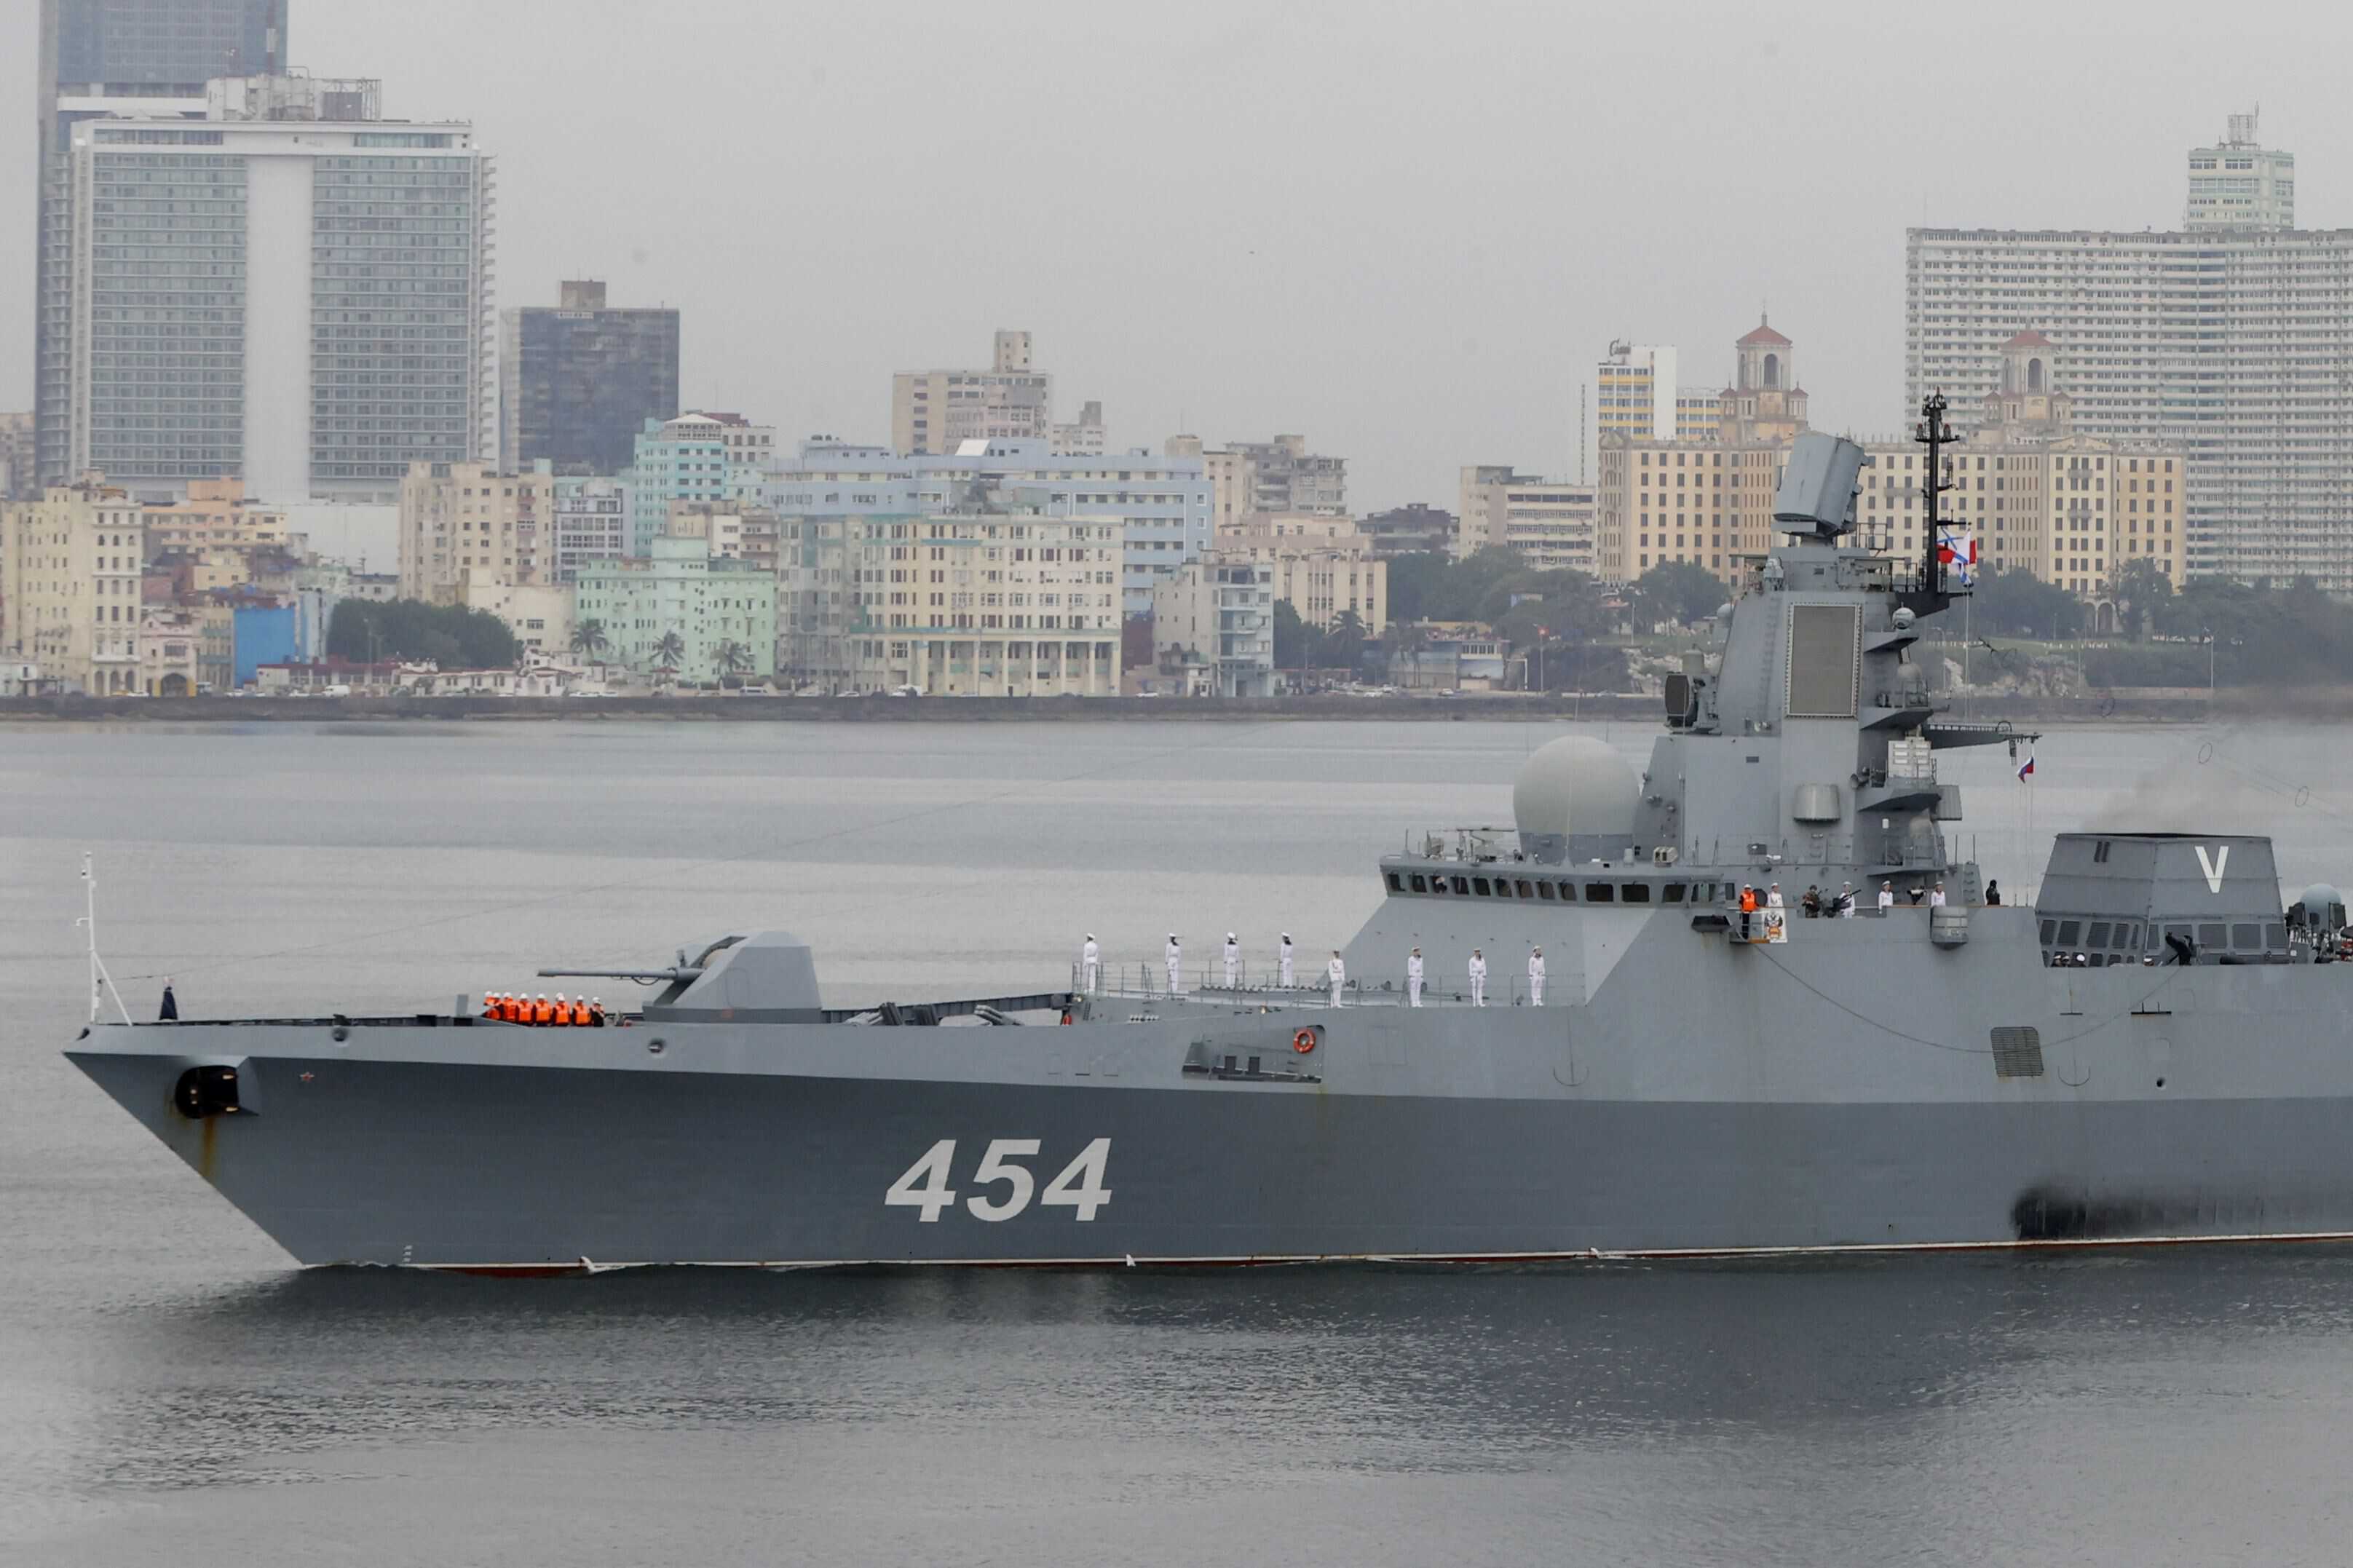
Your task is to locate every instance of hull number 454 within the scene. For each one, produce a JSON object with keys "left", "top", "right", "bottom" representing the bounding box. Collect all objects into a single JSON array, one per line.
[{"left": 885, "top": 1138, "right": 1112, "bottom": 1222}]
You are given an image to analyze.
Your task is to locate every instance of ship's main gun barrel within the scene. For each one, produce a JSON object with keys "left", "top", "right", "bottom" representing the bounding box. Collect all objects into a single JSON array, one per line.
[{"left": 535, "top": 967, "right": 705, "bottom": 982}]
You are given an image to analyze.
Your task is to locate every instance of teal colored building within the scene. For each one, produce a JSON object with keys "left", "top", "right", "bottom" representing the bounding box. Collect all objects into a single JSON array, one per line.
[
  {"left": 572, "top": 536, "right": 777, "bottom": 685},
  {"left": 625, "top": 412, "right": 770, "bottom": 555}
]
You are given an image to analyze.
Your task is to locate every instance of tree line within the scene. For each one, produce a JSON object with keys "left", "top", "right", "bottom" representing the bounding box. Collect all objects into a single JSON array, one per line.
[{"left": 327, "top": 598, "right": 518, "bottom": 671}]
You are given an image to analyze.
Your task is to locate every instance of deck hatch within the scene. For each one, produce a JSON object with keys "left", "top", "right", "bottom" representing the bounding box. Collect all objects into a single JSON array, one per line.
[{"left": 1991, "top": 1026, "right": 2045, "bottom": 1080}]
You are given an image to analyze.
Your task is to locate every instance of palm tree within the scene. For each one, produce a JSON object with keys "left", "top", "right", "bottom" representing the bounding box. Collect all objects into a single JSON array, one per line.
[
  {"left": 569, "top": 618, "right": 609, "bottom": 661},
  {"left": 652, "top": 630, "right": 687, "bottom": 685},
  {"left": 716, "top": 639, "right": 753, "bottom": 678}
]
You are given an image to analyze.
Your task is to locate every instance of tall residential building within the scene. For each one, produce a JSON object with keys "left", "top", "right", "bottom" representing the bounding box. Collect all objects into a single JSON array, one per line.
[
  {"left": 1455, "top": 468, "right": 1598, "bottom": 573},
  {"left": 2186, "top": 112, "right": 2293, "bottom": 229},
  {"left": 396, "top": 461, "right": 556, "bottom": 604},
  {"left": 1051, "top": 400, "right": 1106, "bottom": 457},
  {"left": 1175, "top": 434, "right": 1347, "bottom": 530},
  {"left": 1905, "top": 120, "right": 2353, "bottom": 588},
  {"left": 765, "top": 437, "right": 1210, "bottom": 617},
  {"left": 44, "top": 74, "right": 494, "bottom": 503},
  {"left": 499, "top": 281, "right": 681, "bottom": 476},
  {"left": 627, "top": 413, "right": 774, "bottom": 555},
  {"left": 573, "top": 536, "right": 777, "bottom": 685},
  {"left": 1150, "top": 560, "right": 1276, "bottom": 697},
  {"left": 891, "top": 330, "right": 1071, "bottom": 455},
  {"left": 774, "top": 506, "right": 1123, "bottom": 696},
  {"left": 33, "top": 0, "right": 288, "bottom": 491},
  {"left": 0, "top": 414, "right": 33, "bottom": 499},
  {"left": 1, "top": 476, "right": 146, "bottom": 694},
  {"left": 550, "top": 477, "right": 630, "bottom": 582},
  {"left": 1596, "top": 343, "right": 1719, "bottom": 444}
]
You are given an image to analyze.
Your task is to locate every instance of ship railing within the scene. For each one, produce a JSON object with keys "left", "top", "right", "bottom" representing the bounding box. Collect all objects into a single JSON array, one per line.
[{"left": 1072, "top": 964, "right": 1546, "bottom": 1009}]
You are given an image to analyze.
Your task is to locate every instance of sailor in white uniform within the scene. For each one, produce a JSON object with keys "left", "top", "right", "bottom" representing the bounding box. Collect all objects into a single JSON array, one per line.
[
  {"left": 1407, "top": 946, "right": 1424, "bottom": 1007},
  {"left": 1327, "top": 950, "right": 1346, "bottom": 1007},
  {"left": 1165, "top": 934, "right": 1182, "bottom": 995},
  {"left": 1223, "top": 933, "right": 1240, "bottom": 989},
  {"left": 1766, "top": 883, "right": 1786, "bottom": 910},
  {"left": 1838, "top": 883, "right": 1856, "bottom": 918},
  {"left": 1877, "top": 882, "right": 1896, "bottom": 914},
  {"left": 1468, "top": 948, "right": 1488, "bottom": 1007},
  {"left": 1081, "top": 933, "right": 1100, "bottom": 993},
  {"left": 1929, "top": 882, "right": 1948, "bottom": 908},
  {"left": 1528, "top": 946, "right": 1546, "bottom": 1007},
  {"left": 1278, "top": 934, "right": 1295, "bottom": 988}
]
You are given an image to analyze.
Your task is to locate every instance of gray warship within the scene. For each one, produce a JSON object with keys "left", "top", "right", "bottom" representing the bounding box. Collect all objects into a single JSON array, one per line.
[{"left": 68, "top": 410, "right": 2353, "bottom": 1270}]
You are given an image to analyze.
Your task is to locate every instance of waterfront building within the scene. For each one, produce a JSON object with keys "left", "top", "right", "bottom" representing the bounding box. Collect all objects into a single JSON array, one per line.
[
  {"left": 1209, "top": 515, "right": 1388, "bottom": 635},
  {"left": 33, "top": 0, "right": 287, "bottom": 491},
  {"left": 0, "top": 475, "right": 145, "bottom": 693},
  {"left": 1358, "top": 503, "right": 1456, "bottom": 558},
  {"left": 550, "top": 477, "right": 630, "bottom": 583},
  {"left": 456, "top": 579, "right": 572, "bottom": 666},
  {"left": 1455, "top": 468, "right": 1598, "bottom": 573},
  {"left": 1149, "top": 560, "right": 1277, "bottom": 697},
  {"left": 1905, "top": 116, "right": 2353, "bottom": 587},
  {"left": 136, "top": 606, "right": 202, "bottom": 695},
  {"left": 43, "top": 72, "right": 494, "bottom": 501},
  {"left": 396, "top": 461, "right": 557, "bottom": 605},
  {"left": 627, "top": 413, "right": 774, "bottom": 556},
  {"left": 1596, "top": 343, "right": 1720, "bottom": 445},
  {"left": 764, "top": 436, "right": 1209, "bottom": 617},
  {"left": 499, "top": 281, "right": 681, "bottom": 476},
  {"left": 892, "top": 330, "right": 1066, "bottom": 455},
  {"left": 572, "top": 536, "right": 777, "bottom": 685},
  {"left": 775, "top": 503, "right": 1121, "bottom": 696}
]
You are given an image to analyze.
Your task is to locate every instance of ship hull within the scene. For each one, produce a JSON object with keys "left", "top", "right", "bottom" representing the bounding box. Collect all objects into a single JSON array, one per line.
[{"left": 67, "top": 1037, "right": 2353, "bottom": 1268}]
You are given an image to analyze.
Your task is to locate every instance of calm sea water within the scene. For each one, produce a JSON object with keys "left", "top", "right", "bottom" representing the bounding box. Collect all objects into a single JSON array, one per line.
[{"left": 4, "top": 717, "right": 2352, "bottom": 1566}]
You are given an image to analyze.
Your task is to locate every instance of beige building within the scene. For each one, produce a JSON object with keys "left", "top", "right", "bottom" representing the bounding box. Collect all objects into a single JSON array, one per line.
[
  {"left": 891, "top": 330, "right": 1058, "bottom": 456},
  {"left": 140, "top": 478, "right": 291, "bottom": 555},
  {"left": 1456, "top": 468, "right": 1598, "bottom": 572},
  {"left": 780, "top": 503, "right": 1123, "bottom": 695},
  {"left": 1209, "top": 513, "right": 1386, "bottom": 635},
  {"left": 1150, "top": 559, "right": 1278, "bottom": 697},
  {"left": 138, "top": 607, "right": 202, "bottom": 696},
  {"left": 397, "top": 461, "right": 558, "bottom": 605},
  {"left": 1, "top": 477, "right": 146, "bottom": 694},
  {"left": 457, "top": 579, "right": 574, "bottom": 666},
  {"left": 1172, "top": 434, "right": 1348, "bottom": 530}
]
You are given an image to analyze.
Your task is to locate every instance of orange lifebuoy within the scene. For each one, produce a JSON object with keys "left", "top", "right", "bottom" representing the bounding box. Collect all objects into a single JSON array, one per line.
[{"left": 1293, "top": 1028, "right": 1317, "bottom": 1054}]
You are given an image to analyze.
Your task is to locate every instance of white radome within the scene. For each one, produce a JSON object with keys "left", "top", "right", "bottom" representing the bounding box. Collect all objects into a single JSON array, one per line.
[{"left": 1512, "top": 735, "right": 1640, "bottom": 849}]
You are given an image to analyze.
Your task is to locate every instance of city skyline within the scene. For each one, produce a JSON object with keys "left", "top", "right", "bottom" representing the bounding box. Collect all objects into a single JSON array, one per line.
[{"left": 4, "top": 1, "right": 2346, "bottom": 512}]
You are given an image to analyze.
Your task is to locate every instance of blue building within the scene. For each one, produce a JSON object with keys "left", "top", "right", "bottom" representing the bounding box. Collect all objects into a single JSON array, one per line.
[
  {"left": 764, "top": 437, "right": 1211, "bottom": 617},
  {"left": 232, "top": 603, "right": 298, "bottom": 687}
]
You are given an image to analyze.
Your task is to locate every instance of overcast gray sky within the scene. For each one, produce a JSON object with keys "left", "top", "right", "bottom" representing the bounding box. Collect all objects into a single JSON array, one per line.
[{"left": 8, "top": 0, "right": 2351, "bottom": 508}]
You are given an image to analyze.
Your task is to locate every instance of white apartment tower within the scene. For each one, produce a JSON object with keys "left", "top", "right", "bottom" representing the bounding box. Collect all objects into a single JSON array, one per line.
[
  {"left": 2186, "top": 112, "right": 2293, "bottom": 230},
  {"left": 52, "top": 76, "right": 494, "bottom": 503},
  {"left": 1905, "top": 117, "right": 2353, "bottom": 589}
]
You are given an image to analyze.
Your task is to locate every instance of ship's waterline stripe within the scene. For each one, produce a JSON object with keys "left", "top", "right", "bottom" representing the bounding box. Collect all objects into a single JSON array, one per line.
[{"left": 392, "top": 1229, "right": 2353, "bottom": 1275}]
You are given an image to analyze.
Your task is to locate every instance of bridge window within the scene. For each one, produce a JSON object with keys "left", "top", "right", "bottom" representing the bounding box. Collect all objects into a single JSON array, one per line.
[
  {"left": 2268, "top": 922, "right": 2289, "bottom": 953},
  {"left": 1661, "top": 883, "right": 1687, "bottom": 903},
  {"left": 1537, "top": 882, "right": 1557, "bottom": 901},
  {"left": 1409, "top": 874, "right": 1428, "bottom": 893},
  {"left": 2087, "top": 922, "right": 2111, "bottom": 949},
  {"left": 1451, "top": 876, "right": 1469, "bottom": 895},
  {"left": 1584, "top": 883, "right": 1615, "bottom": 903},
  {"left": 2198, "top": 923, "right": 2227, "bottom": 950},
  {"left": 2231, "top": 923, "right": 2260, "bottom": 951},
  {"left": 1385, "top": 873, "right": 1402, "bottom": 892},
  {"left": 2055, "top": 920, "right": 2081, "bottom": 946},
  {"left": 1473, "top": 877, "right": 1492, "bottom": 896},
  {"left": 1622, "top": 883, "right": 1652, "bottom": 903},
  {"left": 2040, "top": 919, "right": 2057, "bottom": 945},
  {"left": 1516, "top": 880, "right": 1535, "bottom": 898}
]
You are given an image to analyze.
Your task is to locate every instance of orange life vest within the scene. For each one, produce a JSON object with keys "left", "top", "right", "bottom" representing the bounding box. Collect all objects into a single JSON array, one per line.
[
  {"left": 569, "top": 999, "right": 589, "bottom": 1026},
  {"left": 499, "top": 995, "right": 520, "bottom": 1022},
  {"left": 533, "top": 997, "right": 553, "bottom": 1025},
  {"left": 1739, "top": 888, "right": 1758, "bottom": 914},
  {"left": 481, "top": 994, "right": 498, "bottom": 1019}
]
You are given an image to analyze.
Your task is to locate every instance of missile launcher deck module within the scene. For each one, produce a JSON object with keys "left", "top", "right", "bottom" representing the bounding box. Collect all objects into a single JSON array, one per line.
[{"left": 68, "top": 411, "right": 2353, "bottom": 1270}]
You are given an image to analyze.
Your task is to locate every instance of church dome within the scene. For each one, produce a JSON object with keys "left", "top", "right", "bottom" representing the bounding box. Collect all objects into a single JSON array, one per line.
[{"left": 1513, "top": 737, "right": 1640, "bottom": 864}]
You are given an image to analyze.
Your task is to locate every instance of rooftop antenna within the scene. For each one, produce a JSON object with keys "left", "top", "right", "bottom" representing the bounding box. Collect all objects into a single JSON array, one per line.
[{"left": 78, "top": 852, "right": 133, "bottom": 1026}]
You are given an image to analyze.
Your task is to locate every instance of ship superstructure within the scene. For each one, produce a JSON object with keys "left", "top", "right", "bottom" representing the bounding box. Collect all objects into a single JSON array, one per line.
[{"left": 66, "top": 416, "right": 2353, "bottom": 1268}]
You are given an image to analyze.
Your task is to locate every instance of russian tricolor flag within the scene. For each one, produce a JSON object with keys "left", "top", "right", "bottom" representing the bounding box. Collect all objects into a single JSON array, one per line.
[{"left": 2017, "top": 752, "right": 2036, "bottom": 781}]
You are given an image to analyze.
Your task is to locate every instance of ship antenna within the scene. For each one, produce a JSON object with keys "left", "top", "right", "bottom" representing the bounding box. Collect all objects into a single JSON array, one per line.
[
  {"left": 78, "top": 852, "right": 133, "bottom": 1026},
  {"left": 1915, "top": 392, "right": 1953, "bottom": 593}
]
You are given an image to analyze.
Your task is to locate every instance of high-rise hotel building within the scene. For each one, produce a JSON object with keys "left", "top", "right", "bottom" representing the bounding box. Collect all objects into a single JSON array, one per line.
[
  {"left": 33, "top": 0, "right": 288, "bottom": 489},
  {"left": 44, "top": 73, "right": 494, "bottom": 502},
  {"left": 1905, "top": 114, "right": 2353, "bottom": 590}
]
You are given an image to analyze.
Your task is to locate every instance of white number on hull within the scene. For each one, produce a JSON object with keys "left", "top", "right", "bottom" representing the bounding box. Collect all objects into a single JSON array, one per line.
[
  {"left": 965, "top": 1139, "right": 1042, "bottom": 1221},
  {"left": 884, "top": 1139, "right": 960, "bottom": 1222},
  {"left": 1040, "top": 1137, "right": 1114, "bottom": 1221},
  {"left": 883, "top": 1139, "right": 1114, "bottom": 1222}
]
